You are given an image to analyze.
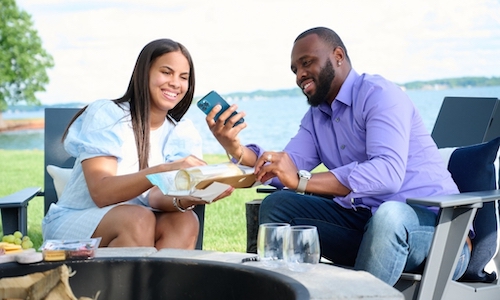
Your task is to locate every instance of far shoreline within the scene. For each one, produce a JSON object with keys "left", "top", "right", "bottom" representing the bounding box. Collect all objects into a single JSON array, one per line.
[{"left": 0, "top": 118, "right": 44, "bottom": 133}]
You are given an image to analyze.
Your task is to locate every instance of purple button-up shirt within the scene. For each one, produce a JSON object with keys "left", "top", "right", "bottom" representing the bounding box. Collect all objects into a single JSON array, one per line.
[{"left": 249, "top": 69, "right": 458, "bottom": 213}]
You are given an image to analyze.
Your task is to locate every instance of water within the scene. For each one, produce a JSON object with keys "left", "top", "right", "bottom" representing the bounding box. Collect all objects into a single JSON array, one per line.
[
  {"left": 1, "top": 86, "right": 500, "bottom": 153},
  {"left": 0, "top": 130, "right": 45, "bottom": 151}
]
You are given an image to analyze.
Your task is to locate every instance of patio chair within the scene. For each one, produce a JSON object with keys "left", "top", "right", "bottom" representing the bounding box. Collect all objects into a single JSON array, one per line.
[
  {"left": 0, "top": 107, "right": 205, "bottom": 250},
  {"left": 394, "top": 136, "right": 500, "bottom": 299}
]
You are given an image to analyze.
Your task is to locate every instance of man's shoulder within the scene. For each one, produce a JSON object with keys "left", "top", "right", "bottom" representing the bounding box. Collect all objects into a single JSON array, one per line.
[
  {"left": 357, "top": 73, "right": 395, "bottom": 87},
  {"left": 354, "top": 73, "right": 405, "bottom": 97}
]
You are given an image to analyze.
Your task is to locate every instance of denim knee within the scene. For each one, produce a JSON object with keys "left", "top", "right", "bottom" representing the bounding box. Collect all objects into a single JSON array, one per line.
[
  {"left": 259, "top": 191, "right": 292, "bottom": 224},
  {"left": 369, "top": 201, "right": 409, "bottom": 233}
]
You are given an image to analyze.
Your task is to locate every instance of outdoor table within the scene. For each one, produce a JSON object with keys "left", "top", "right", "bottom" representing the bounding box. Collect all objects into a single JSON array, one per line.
[{"left": 97, "top": 247, "right": 404, "bottom": 300}]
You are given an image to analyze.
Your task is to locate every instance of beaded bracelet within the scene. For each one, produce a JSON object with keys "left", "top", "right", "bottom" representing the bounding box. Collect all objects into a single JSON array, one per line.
[
  {"left": 226, "top": 144, "right": 244, "bottom": 165},
  {"left": 172, "top": 197, "right": 194, "bottom": 213}
]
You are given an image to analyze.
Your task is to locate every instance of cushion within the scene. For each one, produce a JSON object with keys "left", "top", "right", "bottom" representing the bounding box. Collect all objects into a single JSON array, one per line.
[
  {"left": 46, "top": 165, "right": 73, "bottom": 199},
  {"left": 438, "top": 147, "right": 500, "bottom": 189},
  {"left": 447, "top": 136, "right": 500, "bottom": 282}
]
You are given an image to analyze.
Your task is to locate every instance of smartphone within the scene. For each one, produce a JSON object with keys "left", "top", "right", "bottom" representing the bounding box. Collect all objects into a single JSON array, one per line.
[{"left": 197, "top": 90, "right": 244, "bottom": 126}]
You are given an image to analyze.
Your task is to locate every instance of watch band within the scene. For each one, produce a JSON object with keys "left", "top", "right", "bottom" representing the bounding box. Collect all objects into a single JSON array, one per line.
[
  {"left": 296, "top": 178, "right": 308, "bottom": 194},
  {"left": 296, "top": 170, "right": 311, "bottom": 194}
]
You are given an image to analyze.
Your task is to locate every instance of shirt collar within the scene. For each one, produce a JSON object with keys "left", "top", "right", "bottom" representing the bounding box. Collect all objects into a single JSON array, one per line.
[
  {"left": 317, "top": 69, "right": 359, "bottom": 113},
  {"left": 335, "top": 69, "right": 359, "bottom": 107}
]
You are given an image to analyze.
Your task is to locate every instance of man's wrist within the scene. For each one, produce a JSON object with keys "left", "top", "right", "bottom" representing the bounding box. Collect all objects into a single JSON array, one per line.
[{"left": 296, "top": 170, "right": 311, "bottom": 194}]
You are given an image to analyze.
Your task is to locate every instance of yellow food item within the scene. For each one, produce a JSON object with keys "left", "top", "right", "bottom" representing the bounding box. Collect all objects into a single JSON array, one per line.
[
  {"left": 0, "top": 242, "right": 23, "bottom": 254},
  {"left": 43, "top": 250, "right": 67, "bottom": 261}
]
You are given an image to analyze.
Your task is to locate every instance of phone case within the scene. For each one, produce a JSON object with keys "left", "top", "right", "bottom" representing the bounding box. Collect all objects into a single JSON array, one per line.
[{"left": 197, "top": 91, "right": 244, "bottom": 126}]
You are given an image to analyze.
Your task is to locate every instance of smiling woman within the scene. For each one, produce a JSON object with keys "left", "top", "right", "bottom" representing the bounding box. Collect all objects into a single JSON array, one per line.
[
  {"left": 148, "top": 50, "right": 191, "bottom": 129},
  {"left": 38, "top": 38, "right": 235, "bottom": 251}
]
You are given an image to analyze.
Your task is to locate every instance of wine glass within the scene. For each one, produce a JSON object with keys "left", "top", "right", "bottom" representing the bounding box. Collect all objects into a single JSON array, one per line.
[
  {"left": 257, "top": 223, "right": 290, "bottom": 268},
  {"left": 284, "top": 225, "right": 320, "bottom": 272}
]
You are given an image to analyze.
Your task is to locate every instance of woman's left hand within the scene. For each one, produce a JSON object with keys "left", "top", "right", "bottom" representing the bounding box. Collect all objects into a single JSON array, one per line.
[
  {"left": 180, "top": 186, "right": 235, "bottom": 206},
  {"left": 211, "top": 186, "right": 235, "bottom": 202}
]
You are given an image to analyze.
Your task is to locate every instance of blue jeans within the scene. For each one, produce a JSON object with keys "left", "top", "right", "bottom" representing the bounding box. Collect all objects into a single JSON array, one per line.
[{"left": 259, "top": 191, "right": 470, "bottom": 286}]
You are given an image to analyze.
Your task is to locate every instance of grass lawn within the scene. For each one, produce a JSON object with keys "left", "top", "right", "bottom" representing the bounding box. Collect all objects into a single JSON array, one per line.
[{"left": 0, "top": 150, "right": 262, "bottom": 252}]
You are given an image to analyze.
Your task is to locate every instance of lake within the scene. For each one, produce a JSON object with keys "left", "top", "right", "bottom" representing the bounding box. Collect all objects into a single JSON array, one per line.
[{"left": 1, "top": 85, "right": 500, "bottom": 154}]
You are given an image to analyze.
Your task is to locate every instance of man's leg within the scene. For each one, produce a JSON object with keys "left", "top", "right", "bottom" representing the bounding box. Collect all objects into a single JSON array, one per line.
[
  {"left": 354, "top": 201, "right": 436, "bottom": 285},
  {"left": 259, "top": 190, "right": 371, "bottom": 266},
  {"left": 354, "top": 201, "right": 470, "bottom": 286}
]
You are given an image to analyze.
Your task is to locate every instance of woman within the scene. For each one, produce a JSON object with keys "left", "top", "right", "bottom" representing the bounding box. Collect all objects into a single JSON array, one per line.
[{"left": 42, "top": 39, "right": 233, "bottom": 249}]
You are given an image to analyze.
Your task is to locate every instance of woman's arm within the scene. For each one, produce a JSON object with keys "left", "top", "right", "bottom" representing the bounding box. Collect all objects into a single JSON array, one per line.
[
  {"left": 82, "top": 155, "right": 206, "bottom": 207},
  {"left": 148, "top": 186, "right": 234, "bottom": 212}
]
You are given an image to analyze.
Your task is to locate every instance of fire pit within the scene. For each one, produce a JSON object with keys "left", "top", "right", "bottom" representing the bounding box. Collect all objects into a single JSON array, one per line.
[{"left": 0, "top": 257, "right": 309, "bottom": 300}]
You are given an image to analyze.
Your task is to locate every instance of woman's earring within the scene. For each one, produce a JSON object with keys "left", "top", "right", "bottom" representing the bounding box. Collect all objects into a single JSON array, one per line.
[{"left": 337, "top": 61, "right": 342, "bottom": 66}]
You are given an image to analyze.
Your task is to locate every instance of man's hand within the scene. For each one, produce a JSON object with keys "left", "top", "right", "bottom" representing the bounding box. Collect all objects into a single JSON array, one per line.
[
  {"left": 206, "top": 104, "right": 247, "bottom": 156},
  {"left": 254, "top": 151, "right": 300, "bottom": 189}
]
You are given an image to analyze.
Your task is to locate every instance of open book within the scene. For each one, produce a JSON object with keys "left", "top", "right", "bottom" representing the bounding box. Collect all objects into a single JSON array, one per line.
[{"left": 146, "top": 165, "right": 260, "bottom": 203}]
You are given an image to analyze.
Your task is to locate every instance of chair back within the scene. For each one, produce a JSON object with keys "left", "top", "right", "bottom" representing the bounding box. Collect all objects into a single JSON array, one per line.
[
  {"left": 43, "top": 107, "right": 80, "bottom": 214},
  {"left": 431, "top": 97, "right": 500, "bottom": 148}
]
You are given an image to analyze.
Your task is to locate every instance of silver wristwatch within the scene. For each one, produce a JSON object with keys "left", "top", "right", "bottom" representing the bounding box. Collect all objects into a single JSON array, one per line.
[{"left": 296, "top": 170, "right": 311, "bottom": 194}]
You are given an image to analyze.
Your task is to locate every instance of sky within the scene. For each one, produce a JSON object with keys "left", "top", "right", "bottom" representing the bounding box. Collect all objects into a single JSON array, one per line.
[{"left": 15, "top": 0, "right": 500, "bottom": 105}]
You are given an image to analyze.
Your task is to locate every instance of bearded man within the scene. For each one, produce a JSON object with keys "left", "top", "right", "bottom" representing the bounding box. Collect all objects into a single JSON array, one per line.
[{"left": 205, "top": 27, "right": 470, "bottom": 286}]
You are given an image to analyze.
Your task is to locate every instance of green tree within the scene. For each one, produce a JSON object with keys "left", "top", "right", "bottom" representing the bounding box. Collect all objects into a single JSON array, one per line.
[{"left": 0, "top": 0, "right": 54, "bottom": 117}]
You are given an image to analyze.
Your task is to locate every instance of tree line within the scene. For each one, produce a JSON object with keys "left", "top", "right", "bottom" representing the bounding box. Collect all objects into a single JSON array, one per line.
[{"left": 402, "top": 77, "right": 500, "bottom": 90}]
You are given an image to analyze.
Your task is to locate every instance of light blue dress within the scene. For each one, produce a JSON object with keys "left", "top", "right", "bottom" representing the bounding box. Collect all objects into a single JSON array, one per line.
[{"left": 42, "top": 99, "right": 203, "bottom": 239}]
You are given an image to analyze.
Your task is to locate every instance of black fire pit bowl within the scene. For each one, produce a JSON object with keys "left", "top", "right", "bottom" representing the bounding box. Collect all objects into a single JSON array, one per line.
[{"left": 0, "top": 257, "right": 310, "bottom": 300}]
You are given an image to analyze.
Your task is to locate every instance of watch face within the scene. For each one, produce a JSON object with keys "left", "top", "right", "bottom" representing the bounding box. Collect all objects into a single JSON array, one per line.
[{"left": 298, "top": 170, "right": 311, "bottom": 179}]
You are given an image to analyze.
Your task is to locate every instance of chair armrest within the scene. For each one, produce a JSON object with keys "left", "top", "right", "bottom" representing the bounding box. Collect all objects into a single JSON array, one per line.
[
  {"left": 256, "top": 187, "right": 279, "bottom": 194},
  {"left": 0, "top": 187, "right": 42, "bottom": 208},
  {"left": 407, "top": 189, "right": 500, "bottom": 208}
]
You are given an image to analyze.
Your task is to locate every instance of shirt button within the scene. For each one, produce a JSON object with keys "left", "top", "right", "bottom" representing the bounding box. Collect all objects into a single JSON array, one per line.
[
  {"left": 351, "top": 198, "right": 355, "bottom": 204},
  {"left": 335, "top": 118, "right": 340, "bottom": 123},
  {"left": 340, "top": 145, "right": 346, "bottom": 150}
]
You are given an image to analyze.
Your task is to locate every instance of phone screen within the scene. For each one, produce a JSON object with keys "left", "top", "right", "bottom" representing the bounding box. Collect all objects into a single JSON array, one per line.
[{"left": 197, "top": 91, "right": 244, "bottom": 126}]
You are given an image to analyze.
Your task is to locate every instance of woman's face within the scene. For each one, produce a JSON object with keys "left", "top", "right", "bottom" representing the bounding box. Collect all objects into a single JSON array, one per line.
[{"left": 148, "top": 51, "right": 190, "bottom": 115}]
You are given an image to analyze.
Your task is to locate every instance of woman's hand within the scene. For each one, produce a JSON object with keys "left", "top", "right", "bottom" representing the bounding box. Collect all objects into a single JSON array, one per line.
[
  {"left": 210, "top": 186, "right": 235, "bottom": 203},
  {"left": 161, "top": 155, "right": 207, "bottom": 172},
  {"left": 149, "top": 186, "right": 235, "bottom": 212},
  {"left": 179, "top": 186, "right": 235, "bottom": 207}
]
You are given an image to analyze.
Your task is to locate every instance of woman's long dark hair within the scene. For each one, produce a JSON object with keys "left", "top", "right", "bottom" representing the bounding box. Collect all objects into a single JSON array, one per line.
[{"left": 63, "top": 39, "right": 196, "bottom": 170}]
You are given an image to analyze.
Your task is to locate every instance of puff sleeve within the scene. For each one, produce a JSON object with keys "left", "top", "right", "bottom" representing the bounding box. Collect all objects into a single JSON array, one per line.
[
  {"left": 64, "top": 99, "right": 130, "bottom": 162},
  {"left": 163, "top": 118, "right": 203, "bottom": 162}
]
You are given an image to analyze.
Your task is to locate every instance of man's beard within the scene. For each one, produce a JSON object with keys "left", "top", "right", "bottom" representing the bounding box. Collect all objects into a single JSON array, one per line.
[{"left": 307, "top": 59, "right": 335, "bottom": 107}]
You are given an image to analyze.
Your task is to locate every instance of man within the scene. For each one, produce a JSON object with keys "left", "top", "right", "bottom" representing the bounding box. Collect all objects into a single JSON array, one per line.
[{"left": 205, "top": 26, "right": 470, "bottom": 285}]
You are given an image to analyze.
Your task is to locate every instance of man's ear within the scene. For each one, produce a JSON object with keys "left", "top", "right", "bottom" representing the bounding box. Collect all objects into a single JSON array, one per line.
[{"left": 332, "top": 47, "right": 345, "bottom": 62}]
